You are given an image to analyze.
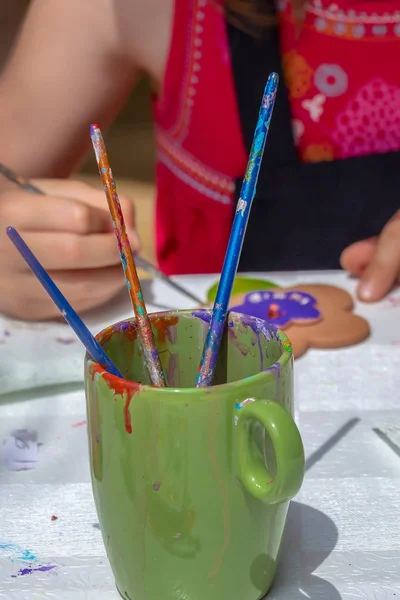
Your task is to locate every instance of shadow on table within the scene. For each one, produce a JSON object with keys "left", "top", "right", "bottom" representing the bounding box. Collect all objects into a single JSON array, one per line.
[
  {"left": 270, "top": 501, "right": 342, "bottom": 599},
  {"left": 305, "top": 418, "right": 360, "bottom": 473}
]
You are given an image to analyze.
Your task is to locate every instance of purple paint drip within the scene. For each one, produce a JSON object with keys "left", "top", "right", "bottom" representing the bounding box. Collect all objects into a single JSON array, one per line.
[
  {"left": 267, "top": 362, "right": 282, "bottom": 404},
  {"left": 227, "top": 328, "right": 250, "bottom": 357},
  {"left": 118, "top": 321, "right": 134, "bottom": 333},
  {"left": 192, "top": 311, "right": 235, "bottom": 328},
  {"left": 167, "top": 353, "right": 179, "bottom": 386},
  {"left": 11, "top": 564, "right": 56, "bottom": 577},
  {"left": 55, "top": 337, "right": 76, "bottom": 345},
  {"left": 191, "top": 310, "right": 211, "bottom": 323},
  {"left": 234, "top": 314, "right": 280, "bottom": 371}
]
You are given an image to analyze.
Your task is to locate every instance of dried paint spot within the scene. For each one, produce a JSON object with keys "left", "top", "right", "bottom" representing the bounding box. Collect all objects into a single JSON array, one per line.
[
  {"left": 152, "top": 482, "right": 161, "bottom": 491},
  {"left": 11, "top": 565, "right": 56, "bottom": 577},
  {"left": 0, "top": 544, "right": 36, "bottom": 562},
  {"left": 239, "top": 398, "right": 256, "bottom": 408},
  {"left": 235, "top": 398, "right": 256, "bottom": 410},
  {"left": 51, "top": 515, "right": 58, "bottom": 521},
  {"left": 151, "top": 316, "right": 179, "bottom": 344},
  {"left": 71, "top": 421, "right": 86, "bottom": 429},
  {"left": 173, "top": 533, "right": 181, "bottom": 539},
  {"left": 2, "top": 429, "right": 38, "bottom": 471},
  {"left": 236, "top": 198, "right": 247, "bottom": 216},
  {"left": 55, "top": 337, "right": 76, "bottom": 345}
]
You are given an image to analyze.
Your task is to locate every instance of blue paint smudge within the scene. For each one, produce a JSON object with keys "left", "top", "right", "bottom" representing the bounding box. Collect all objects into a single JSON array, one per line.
[
  {"left": 20, "top": 549, "right": 36, "bottom": 561},
  {"left": 120, "top": 253, "right": 127, "bottom": 272},
  {"left": 0, "top": 543, "right": 36, "bottom": 562}
]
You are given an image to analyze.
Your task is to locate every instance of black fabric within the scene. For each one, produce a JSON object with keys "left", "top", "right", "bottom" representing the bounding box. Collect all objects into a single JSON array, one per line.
[{"left": 226, "top": 22, "right": 400, "bottom": 271}]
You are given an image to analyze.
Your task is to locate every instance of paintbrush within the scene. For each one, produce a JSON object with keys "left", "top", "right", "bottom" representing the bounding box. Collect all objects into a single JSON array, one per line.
[
  {"left": 6, "top": 227, "right": 123, "bottom": 378},
  {"left": 195, "top": 72, "right": 279, "bottom": 387},
  {"left": 90, "top": 124, "right": 166, "bottom": 387},
  {"left": 134, "top": 255, "right": 202, "bottom": 305},
  {"left": 0, "top": 163, "right": 202, "bottom": 306},
  {"left": 0, "top": 164, "right": 42, "bottom": 195}
]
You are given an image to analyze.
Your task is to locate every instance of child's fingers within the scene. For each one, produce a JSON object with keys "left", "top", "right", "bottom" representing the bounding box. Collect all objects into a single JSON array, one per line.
[
  {"left": 356, "top": 216, "right": 400, "bottom": 302},
  {"left": 0, "top": 265, "right": 126, "bottom": 321},
  {"left": 340, "top": 236, "right": 378, "bottom": 278},
  {"left": 0, "top": 190, "right": 111, "bottom": 234},
  {"left": 1, "top": 229, "right": 140, "bottom": 271}
]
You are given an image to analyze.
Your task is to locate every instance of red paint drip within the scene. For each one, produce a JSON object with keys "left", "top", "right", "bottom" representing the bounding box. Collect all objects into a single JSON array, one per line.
[
  {"left": 96, "top": 324, "right": 116, "bottom": 345},
  {"left": 72, "top": 420, "right": 86, "bottom": 428},
  {"left": 90, "top": 363, "right": 141, "bottom": 433},
  {"left": 151, "top": 316, "right": 179, "bottom": 344},
  {"left": 123, "top": 396, "right": 133, "bottom": 434}
]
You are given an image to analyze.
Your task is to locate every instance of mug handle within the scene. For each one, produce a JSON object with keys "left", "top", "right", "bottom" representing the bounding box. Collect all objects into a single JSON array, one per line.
[{"left": 236, "top": 399, "right": 305, "bottom": 504}]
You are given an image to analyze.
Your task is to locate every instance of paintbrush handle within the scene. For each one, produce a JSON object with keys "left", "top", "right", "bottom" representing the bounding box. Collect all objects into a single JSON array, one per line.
[
  {"left": 90, "top": 125, "right": 166, "bottom": 387},
  {"left": 6, "top": 227, "right": 123, "bottom": 378},
  {"left": 195, "top": 73, "right": 279, "bottom": 388},
  {"left": 135, "top": 255, "right": 203, "bottom": 305},
  {"left": 0, "top": 164, "right": 43, "bottom": 195}
]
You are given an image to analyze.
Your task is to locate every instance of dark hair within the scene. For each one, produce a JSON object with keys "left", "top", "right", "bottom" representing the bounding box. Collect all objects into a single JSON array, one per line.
[
  {"left": 224, "top": 0, "right": 277, "bottom": 36},
  {"left": 224, "top": 0, "right": 303, "bottom": 36}
]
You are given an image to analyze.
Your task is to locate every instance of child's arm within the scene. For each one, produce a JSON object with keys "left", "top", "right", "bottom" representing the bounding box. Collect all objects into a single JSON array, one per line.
[
  {"left": 0, "top": 0, "right": 140, "bottom": 177},
  {"left": 0, "top": 0, "right": 142, "bottom": 319}
]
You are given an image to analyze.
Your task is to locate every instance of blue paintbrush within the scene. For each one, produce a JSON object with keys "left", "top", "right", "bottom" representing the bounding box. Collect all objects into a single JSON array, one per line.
[
  {"left": 6, "top": 226, "right": 123, "bottom": 378},
  {"left": 195, "top": 72, "right": 279, "bottom": 387}
]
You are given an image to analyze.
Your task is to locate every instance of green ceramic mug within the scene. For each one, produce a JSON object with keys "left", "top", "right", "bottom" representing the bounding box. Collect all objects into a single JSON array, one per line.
[{"left": 85, "top": 310, "right": 304, "bottom": 600}]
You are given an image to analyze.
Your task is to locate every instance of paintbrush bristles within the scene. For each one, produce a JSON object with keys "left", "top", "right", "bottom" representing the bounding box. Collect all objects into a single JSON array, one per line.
[{"left": 90, "top": 125, "right": 166, "bottom": 387}]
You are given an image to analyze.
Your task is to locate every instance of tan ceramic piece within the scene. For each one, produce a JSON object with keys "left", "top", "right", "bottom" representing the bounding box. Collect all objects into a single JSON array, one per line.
[{"left": 228, "top": 284, "right": 370, "bottom": 358}]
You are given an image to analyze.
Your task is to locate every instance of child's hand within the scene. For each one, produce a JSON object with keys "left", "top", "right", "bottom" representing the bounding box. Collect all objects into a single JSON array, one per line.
[
  {"left": 0, "top": 178, "right": 140, "bottom": 320},
  {"left": 340, "top": 210, "right": 400, "bottom": 302}
]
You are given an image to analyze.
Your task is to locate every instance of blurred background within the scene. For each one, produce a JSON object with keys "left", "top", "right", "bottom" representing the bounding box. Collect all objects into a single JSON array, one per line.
[{"left": 0, "top": 2, "right": 157, "bottom": 261}]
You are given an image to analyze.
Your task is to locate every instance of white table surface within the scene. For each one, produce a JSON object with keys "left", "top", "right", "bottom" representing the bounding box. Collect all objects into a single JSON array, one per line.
[{"left": 0, "top": 270, "right": 400, "bottom": 599}]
